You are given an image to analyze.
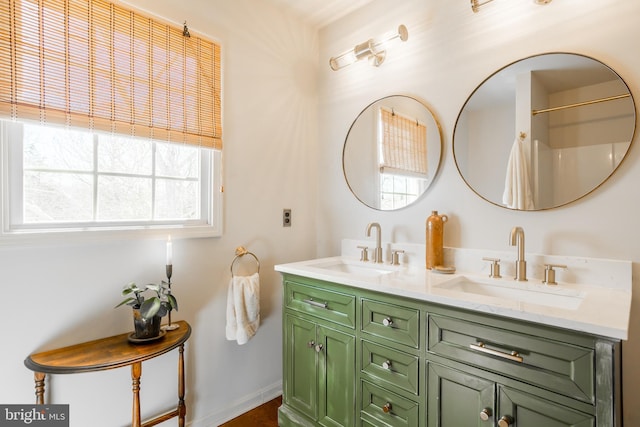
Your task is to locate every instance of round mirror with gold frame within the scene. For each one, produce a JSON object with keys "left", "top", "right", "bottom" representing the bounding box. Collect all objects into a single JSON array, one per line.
[
  {"left": 343, "top": 95, "right": 443, "bottom": 210},
  {"left": 453, "top": 52, "right": 636, "bottom": 210}
]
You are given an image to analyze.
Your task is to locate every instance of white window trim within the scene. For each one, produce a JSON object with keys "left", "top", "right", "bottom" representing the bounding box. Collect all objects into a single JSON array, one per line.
[{"left": 0, "top": 122, "right": 223, "bottom": 247}]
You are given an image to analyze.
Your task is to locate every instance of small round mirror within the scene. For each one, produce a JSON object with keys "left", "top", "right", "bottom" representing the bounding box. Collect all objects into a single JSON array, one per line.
[
  {"left": 453, "top": 52, "right": 636, "bottom": 210},
  {"left": 343, "top": 95, "right": 443, "bottom": 210}
]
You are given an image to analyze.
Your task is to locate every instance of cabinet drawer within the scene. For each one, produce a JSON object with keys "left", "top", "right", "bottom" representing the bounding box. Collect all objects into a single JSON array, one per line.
[
  {"left": 361, "top": 340, "right": 419, "bottom": 395},
  {"left": 285, "top": 280, "right": 356, "bottom": 328},
  {"left": 360, "top": 380, "right": 419, "bottom": 427},
  {"left": 428, "top": 314, "right": 595, "bottom": 403},
  {"left": 361, "top": 299, "right": 420, "bottom": 349}
]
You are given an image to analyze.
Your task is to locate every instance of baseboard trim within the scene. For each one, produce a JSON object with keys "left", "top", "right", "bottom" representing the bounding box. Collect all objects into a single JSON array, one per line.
[{"left": 188, "top": 380, "right": 282, "bottom": 426}]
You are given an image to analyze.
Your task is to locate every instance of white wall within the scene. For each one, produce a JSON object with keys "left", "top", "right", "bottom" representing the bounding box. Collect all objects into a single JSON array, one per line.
[
  {"left": 0, "top": 0, "right": 318, "bottom": 426},
  {"left": 4, "top": 0, "right": 640, "bottom": 425},
  {"left": 318, "top": 0, "right": 640, "bottom": 424}
]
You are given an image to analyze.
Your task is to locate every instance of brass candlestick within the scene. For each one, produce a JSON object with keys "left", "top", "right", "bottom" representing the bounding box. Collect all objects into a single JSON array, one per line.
[{"left": 163, "top": 264, "right": 179, "bottom": 331}]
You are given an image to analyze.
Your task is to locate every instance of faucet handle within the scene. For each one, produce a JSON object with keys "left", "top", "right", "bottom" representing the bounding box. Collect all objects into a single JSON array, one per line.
[
  {"left": 390, "top": 249, "right": 405, "bottom": 266},
  {"left": 482, "top": 257, "right": 502, "bottom": 278},
  {"left": 543, "top": 264, "right": 567, "bottom": 286},
  {"left": 357, "top": 246, "right": 369, "bottom": 262}
]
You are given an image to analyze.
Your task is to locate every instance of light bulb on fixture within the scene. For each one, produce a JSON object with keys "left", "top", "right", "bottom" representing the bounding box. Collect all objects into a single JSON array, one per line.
[{"left": 329, "top": 25, "right": 408, "bottom": 71}]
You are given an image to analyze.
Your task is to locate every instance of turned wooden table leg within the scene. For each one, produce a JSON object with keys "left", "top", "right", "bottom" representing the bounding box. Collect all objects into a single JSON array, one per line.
[
  {"left": 131, "top": 362, "right": 142, "bottom": 427},
  {"left": 34, "top": 372, "right": 46, "bottom": 404},
  {"left": 178, "top": 344, "right": 186, "bottom": 427}
]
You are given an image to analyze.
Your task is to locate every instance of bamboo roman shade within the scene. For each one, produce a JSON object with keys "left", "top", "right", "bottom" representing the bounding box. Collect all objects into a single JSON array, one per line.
[
  {"left": 0, "top": 0, "right": 222, "bottom": 149},
  {"left": 379, "top": 107, "right": 427, "bottom": 176}
]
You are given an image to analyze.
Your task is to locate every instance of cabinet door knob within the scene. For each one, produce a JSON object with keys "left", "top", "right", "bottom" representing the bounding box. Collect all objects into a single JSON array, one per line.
[
  {"left": 314, "top": 344, "right": 324, "bottom": 353},
  {"left": 479, "top": 408, "right": 492, "bottom": 421},
  {"left": 382, "top": 317, "right": 393, "bottom": 327},
  {"left": 382, "top": 402, "right": 392, "bottom": 413},
  {"left": 498, "top": 415, "right": 514, "bottom": 427},
  {"left": 307, "top": 340, "right": 315, "bottom": 348},
  {"left": 480, "top": 408, "right": 493, "bottom": 421},
  {"left": 382, "top": 360, "right": 392, "bottom": 370}
]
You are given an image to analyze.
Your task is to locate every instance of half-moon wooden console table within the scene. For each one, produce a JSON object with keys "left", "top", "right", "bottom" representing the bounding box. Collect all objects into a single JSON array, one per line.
[{"left": 24, "top": 320, "right": 191, "bottom": 427}]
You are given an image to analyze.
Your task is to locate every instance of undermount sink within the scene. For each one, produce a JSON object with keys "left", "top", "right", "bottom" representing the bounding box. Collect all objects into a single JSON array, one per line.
[
  {"left": 434, "top": 275, "right": 585, "bottom": 310},
  {"left": 312, "top": 259, "right": 395, "bottom": 278}
]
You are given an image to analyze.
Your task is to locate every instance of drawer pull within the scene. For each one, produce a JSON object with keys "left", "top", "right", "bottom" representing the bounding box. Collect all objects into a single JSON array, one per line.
[
  {"left": 382, "top": 360, "right": 392, "bottom": 370},
  {"left": 382, "top": 402, "right": 392, "bottom": 413},
  {"left": 382, "top": 317, "right": 393, "bottom": 327},
  {"left": 470, "top": 342, "right": 523, "bottom": 363},
  {"left": 479, "top": 408, "right": 492, "bottom": 421},
  {"left": 303, "top": 298, "right": 328, "bottom": 309},
  {"left": 498, "top": 415, "right": 514, "bottom": 427}
]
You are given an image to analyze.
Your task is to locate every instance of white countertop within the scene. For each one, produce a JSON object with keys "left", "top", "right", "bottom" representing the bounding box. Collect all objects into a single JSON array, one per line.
[{"left": 275, "top": 253, "right": 632, "bottom": 340}]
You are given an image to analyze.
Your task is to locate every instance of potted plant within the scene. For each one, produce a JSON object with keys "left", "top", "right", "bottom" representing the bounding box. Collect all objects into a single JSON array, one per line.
[{"left": 115, "top": 281, "right": 178, "bottom": 339}]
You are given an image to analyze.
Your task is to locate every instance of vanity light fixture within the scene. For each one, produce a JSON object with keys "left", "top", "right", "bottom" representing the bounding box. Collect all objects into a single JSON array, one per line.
[
  {"left": 329, "top": 25, "right": 408, "bottom": 71},
  {"left": 472, "top": 0, "right": 551, "bottom": 12},
  {"left": 471, "top": 0, "right": 495, "bottom": 13}
]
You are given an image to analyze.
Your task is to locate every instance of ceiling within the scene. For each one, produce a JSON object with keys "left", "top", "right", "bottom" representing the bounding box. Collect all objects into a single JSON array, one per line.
[{"left": 267, "top": 0, "right": 375, "bottom": 28}]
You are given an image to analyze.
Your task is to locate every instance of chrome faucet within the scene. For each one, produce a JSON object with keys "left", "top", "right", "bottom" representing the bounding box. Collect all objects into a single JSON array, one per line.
[
  {"left": 509, "top": 226, "right": 527, "bottom": 281},
  {"left": 366, "top": 222, "right": 383, "bottom": 263}
]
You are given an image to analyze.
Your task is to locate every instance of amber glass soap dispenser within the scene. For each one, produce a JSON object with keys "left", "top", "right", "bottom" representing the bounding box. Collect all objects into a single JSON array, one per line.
[{"left": 426, "top": 210, "right": 448, "bottom": 269}]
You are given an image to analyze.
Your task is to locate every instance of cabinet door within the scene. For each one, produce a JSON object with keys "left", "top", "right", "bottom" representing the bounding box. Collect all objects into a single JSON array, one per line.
[
  {"left": 498, "top": 386, "right": 595, "bottom": 427},
  {"left": 427, "top": 362, "right": 495, "bottom": 427},
  {"left": 285, "top": 314, "right": 318, "bottom": 419},
  {"left": 317, "top": 325, "right": 356, "bottom": 427}
]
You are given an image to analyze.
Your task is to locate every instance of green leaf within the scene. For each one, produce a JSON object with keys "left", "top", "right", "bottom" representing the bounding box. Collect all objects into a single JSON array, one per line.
[
  {"left": 121, "top": 282, "right": 141, "bottom": 296},
  {"left": 140, "top": 297, "right": 161, "bottom": 318},
  {"left": 167, "top": 294, "right": 178, "bottom": 311},
  {"left": 145, "top": 283, "right": 161, "bottom": 295},
  {"left": 156, "top": 304, "right": 168, "bottom": 318},
  {"left": 114, "top": 297, "right": 136, "bottom": 308}
]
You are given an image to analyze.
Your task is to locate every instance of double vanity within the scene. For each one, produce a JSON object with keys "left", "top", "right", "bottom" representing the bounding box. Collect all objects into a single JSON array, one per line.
[
  {"left": 275, "top": 239, "right": 631, "bottom": 427},
  {"left": 289, "top": 49, "right": 635, "bottom": 427}
]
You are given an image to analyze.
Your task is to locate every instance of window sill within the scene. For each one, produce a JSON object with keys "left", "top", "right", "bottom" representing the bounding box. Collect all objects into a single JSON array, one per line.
[{"left": 0, "top": 224, "right": 221, "bottom": 247}]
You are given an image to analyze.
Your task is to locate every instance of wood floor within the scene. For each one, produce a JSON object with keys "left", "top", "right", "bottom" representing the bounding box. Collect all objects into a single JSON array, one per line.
[{"left": 219, "top": 396, "right": 281, "bottom": 427}]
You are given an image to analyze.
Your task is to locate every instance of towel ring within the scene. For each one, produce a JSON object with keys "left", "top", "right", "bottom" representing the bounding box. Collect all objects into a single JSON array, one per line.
[{"left": 230, "top": 246, "right": 260, "bottom": 277}]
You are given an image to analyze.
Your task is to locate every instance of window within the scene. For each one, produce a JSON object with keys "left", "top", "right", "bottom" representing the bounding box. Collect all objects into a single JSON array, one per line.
[
  {"left": 380, "top": 174, "right": 427, "bottom": 211},
  {"left": 4, "top": 120, "right": 219, "bottom": 231},
  {"left": 0, "top": 0, "right": 222, "bottom": 238},
  {"left": 378, "top": 107, "right": 429, "bottom": 210}
]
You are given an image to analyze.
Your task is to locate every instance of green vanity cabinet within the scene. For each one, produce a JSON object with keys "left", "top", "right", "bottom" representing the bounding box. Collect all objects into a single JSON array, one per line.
[
  {"left": 359, "top": 296, "right": 423, "bottom": 427},
  {"left": 425, "top": 305, "right": 620, "bottom": 427},
  {"left": 280, "top": 278, "right": 357, "bottom": 427},
  {"left": 278, "top": 274, "right": 621, "bottom": 427},
  {"left": 426, "top": 362, "right": 495, "bottom": 426},
  {"left": 498, "top": 385, "right": 595, "bottom": 427},
  {"left": 284, "top": 315, "right": 316, "bottom": 417},
  {"left": 426, "top": 361, "right": 596, "bottom": 427}
]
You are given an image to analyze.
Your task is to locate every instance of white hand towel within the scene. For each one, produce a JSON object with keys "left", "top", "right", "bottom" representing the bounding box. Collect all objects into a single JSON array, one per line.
[
  {"left": 502, "top": 137, "right": 534, "bottom": 210},
  {"left": 226, "top": 272, "right": 260, "bottom": 345}
]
